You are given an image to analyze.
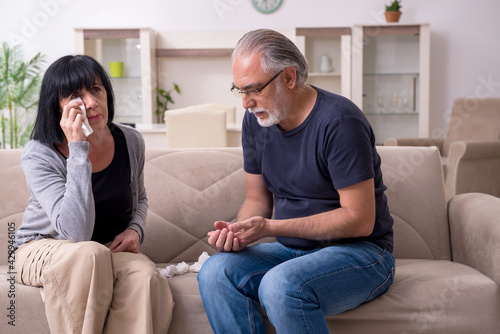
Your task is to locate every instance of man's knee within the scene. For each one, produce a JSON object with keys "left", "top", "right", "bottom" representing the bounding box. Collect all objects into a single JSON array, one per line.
[
  {"left": 258, "top": 268, "right": 306, "bottom": 312},
  {"left": 259, "top": 270, "right": 285, "bottom": 305},
  {"left": 198, "top": 253, "right": 222, "bottom": 283}
]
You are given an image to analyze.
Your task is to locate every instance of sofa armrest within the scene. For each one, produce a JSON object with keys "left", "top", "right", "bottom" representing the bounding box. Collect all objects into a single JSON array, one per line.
[
  {"left": 384, "top": 137, "right": 444, "bottom": 153},
  {"left": 449, "top": 193, "right": 500, "bottom": 286},
  {"left": 445, "top": 140, "right": 500, "bottom": 198}
]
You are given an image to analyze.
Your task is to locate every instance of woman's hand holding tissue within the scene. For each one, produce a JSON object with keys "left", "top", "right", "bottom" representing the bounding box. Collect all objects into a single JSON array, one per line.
[{"left": 60, "top": 99, "right": 87, "bottom": 143}]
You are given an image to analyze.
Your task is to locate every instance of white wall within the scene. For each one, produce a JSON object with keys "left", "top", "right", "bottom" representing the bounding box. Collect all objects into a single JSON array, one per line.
[{"left": 1, "top": 0, "right": 499, "bottom": 136}]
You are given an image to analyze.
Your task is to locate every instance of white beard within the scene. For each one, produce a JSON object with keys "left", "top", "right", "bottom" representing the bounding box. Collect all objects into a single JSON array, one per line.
[
  {"left": 249, "top": 82, "right": 289, "bottom": 128},
  {"left": 249, "top": 108, "right": 282, "bottom": 127}
]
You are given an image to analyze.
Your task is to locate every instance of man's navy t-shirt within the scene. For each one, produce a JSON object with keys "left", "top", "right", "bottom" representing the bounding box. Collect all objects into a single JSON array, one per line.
[{"left": 242, "top": 87, "right": 394, "bottom": 252}]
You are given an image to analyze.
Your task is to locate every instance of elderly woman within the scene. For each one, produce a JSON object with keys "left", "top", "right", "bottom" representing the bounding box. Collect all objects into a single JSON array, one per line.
[{"left": 14, "top": 55, "right": 173, "bottom": 334}]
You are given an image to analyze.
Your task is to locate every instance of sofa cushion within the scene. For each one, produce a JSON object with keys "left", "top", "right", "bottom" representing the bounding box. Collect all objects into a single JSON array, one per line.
[
  {"left": 141, "top": 148, "right": 246, "bottom": 263},
  {"left": 166, "top": 273, "right": 212, "bottom": 334},
  {"left": 0, "top": 149, "right": 27, "bottom": 266},
  {"left": 4, "top": 257, "right": 500, "bottom": 334},
  {"left": 158, "top": 258, "right": 500, "bottom": 334},
  {"left": 2, "top": 146, "right": 500, "bottom": 334},
  {"left": 378, "top": 146, "right": 451, "bottom": 260},
  {"left": 442, "top": 97, "right": 500, "bottom": 156},
  {"left": 327, "top": 259, "right": 500, "bottom": 333},
  {"left": 0, "top": 265, "right": 49, "bottom": 333}
]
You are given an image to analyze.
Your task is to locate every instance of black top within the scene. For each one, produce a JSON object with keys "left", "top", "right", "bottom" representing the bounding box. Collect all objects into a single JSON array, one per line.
[{"left": 91, "top": 124, "right": 133, "bottom": 244}]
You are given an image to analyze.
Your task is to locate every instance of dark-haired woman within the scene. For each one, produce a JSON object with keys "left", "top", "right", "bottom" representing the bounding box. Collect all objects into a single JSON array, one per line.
[{"left": 14, "top": 55, "right": 173, "bottom": 334}]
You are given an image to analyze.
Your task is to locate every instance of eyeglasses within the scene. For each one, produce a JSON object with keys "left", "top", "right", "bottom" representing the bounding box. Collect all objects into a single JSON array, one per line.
[{"left": 230, "top": 70, "right": 283, "bottom": 98}]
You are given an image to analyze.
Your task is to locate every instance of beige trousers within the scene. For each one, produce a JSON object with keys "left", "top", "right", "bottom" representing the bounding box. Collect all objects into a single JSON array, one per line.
[{"left": 15, "top": 239, "right": 173, "bottom": 334}]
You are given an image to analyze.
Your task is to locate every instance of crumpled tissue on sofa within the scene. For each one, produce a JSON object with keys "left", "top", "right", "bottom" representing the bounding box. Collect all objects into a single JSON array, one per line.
[{"left": 158, "top": 252, "right": 210, "bottom": 278}]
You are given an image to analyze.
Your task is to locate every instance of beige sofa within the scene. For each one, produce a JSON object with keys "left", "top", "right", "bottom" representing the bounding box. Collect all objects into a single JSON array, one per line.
[{"left": 1, "top": 146, "right": 500, "bottom": 333}]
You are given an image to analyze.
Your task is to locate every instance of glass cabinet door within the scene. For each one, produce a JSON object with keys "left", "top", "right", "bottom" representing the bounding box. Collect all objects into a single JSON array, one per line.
[
  {"left": 295, "top": 27, "right": 352, "bottom": 99},
  {"left": 352, "top": 24, "right": 430, "bottom": 144},
  {"left": 95, "top": 36, "right": 142, "bottom": 124},
  {"left": 74, "top": 29, "right": 156, "bottom": 125}
]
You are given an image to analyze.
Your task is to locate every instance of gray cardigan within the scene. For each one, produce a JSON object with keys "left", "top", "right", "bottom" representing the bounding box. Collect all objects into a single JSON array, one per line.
[{"left": 15, "top": 123, "right": 148, "bottom": 248}]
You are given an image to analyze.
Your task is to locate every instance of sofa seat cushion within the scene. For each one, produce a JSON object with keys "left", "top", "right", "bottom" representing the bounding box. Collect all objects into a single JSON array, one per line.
[
  {"left": 0, "top": 265, "right": 50, "bottom": 333},
  {"left": 160, "top": 259, "right": 500, "bottom": 333},
  {"left": 166, "top": 273, "right": 212, "bottom": 334},
  {"left": 163, "top": 271, "right": 276, "bottom": 333},
  {"left": 328, "top": 259, "right": 500, "bottom": 333},
  {"left": 4, "top": 257, "right": 500, "bottom": 334},
  {"left": 142, "top": 148, "right": 246, "bottom": 264}
]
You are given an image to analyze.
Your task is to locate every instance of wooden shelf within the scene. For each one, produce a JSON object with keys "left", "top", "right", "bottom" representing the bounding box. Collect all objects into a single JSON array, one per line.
[
  {"left": 362, "top": 24, "right": 420, "bottom": 36},
  {"left": 296, "top": 27, "right": 351, "bottom": 37},
  {"left": 365, "top": 112, "right": 419, "bottom": 116},
  {"left": 82, "top": 29, "right": 141, "bottom": 39},
  {"left": 309, "top": 72, "right": 341, "bottom": 77},
  {"left": 156, "top": 48, "right": 233, "bottom": 58}
]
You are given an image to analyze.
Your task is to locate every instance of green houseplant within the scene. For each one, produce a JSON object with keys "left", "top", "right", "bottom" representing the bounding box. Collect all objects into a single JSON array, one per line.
[
  {"left": 385, "top": 0, "right": 402, "bottom": 23},
  {"left": 155, "top": 83, "right": 181, "bottom": 123},
  {"left": 0, "top": 42, "right": 45, "bottom": 149}
]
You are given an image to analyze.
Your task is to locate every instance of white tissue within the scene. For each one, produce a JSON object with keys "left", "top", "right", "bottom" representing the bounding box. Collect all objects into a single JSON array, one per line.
[
  {"left": 70, "top": 97, "right": 93, "bottom": 137},
  {"left": 158, "top": 251, "right": 211, "bottom": 278}
]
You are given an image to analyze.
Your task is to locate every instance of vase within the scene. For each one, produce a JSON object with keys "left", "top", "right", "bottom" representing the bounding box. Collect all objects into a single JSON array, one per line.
[
  {"left": 109, "top": 61, "right": 124, "bottom": 77},
  {"left": 319, "top": 54, "right": 333, "bottom": 73},
  {"left": 385, "top": 11, "right": 402, "bottom": 23}
]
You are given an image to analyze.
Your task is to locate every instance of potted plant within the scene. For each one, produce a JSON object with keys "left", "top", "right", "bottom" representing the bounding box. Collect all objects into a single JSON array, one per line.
[
  {"left": 0, "top": 42, "right": 46, "bottom": 149},
  {"left": 385, "top": 0, "right": 402, "bottom": 23},
  {"left": 156, "top": 83, "right": 181, "bottom": 123}
]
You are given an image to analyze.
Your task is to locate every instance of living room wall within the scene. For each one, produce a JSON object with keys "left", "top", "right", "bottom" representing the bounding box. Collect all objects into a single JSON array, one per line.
[{"left": 1, "top": 0, "right": 499, "bottom": 137}]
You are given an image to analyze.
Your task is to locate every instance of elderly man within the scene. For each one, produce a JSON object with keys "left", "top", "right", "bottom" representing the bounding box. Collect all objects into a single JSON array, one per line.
[{"left": 198, "top": 29, "right": 395, "bottom": 334}]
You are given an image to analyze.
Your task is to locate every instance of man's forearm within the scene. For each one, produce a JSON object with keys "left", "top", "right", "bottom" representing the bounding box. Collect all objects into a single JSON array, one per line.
[
  {"left": 265, "top": 208, "right": 373, "bottom": 241},
  {"left": 236, "top": 197, "right": 273, "bottom": 221},
  {"left": 231, "top": 178, "right": 377, "bottom": 243}
]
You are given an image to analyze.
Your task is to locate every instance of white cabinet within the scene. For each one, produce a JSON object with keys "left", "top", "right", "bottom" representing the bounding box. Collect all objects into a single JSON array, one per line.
[
  {"left": 155, "top": 30, "right": 240, "bottom": 122},
  {"left": 73, "top": 26, "right": 430, "bottom": 140},
  {"left": 74, "top": 28, "right": 156, "bottom": 125},
  {"left": 351, "top": 24, "right": 430, "bottom": 144},
  {"left": 295, "top": 27, "right": 352, "bottom": 99},
  {"left": 154, "top": 30, "right": 297, "bottom": 125}
]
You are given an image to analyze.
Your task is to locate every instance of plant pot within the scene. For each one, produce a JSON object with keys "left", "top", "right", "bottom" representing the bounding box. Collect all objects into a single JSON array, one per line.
[{"left": 385, "top": 11, "right": 402, "bottom": 23}]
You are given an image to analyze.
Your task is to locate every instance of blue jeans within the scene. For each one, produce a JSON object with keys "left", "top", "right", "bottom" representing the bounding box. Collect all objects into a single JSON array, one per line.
[{"left": 198, "top": 241, "right": 395, "bottom": 334}]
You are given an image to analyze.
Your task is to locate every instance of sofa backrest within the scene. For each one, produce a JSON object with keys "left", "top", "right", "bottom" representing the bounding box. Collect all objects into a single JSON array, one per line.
[
  {"left": 0, "top": 145, "right": 451, "bottom": 265},
  {"left": 377, "top": 146, "right": 451, "bottom": 260},
  {"left": 0, "top": 149, "right": 27, "bottom": 265},
  {"left": 442, "top": 97, "right": 500, "bottom": 156},
  {"left": 140, "top": 148, "right": 247, "bottom": 263},
  {"left": 0, "top": 147, "right": 246, "bottom": 265},
  {"left": 140, "top": 146, "right": 452, "bottom": 263}
]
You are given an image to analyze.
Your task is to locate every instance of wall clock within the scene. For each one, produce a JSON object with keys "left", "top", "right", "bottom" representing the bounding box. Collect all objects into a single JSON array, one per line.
[{"left": 251, "top": 0, "right": 282, "bottom": 14}]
